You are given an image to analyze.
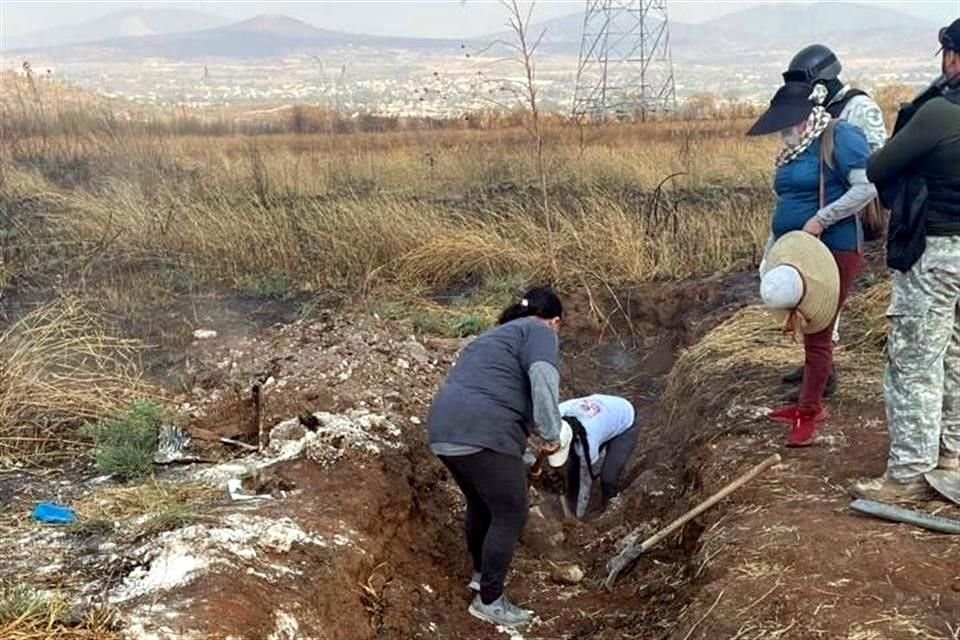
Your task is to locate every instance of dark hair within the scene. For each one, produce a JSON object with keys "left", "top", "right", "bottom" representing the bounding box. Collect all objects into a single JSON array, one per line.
[
  {"left": 564, "top": 416, "right": 600, "bottom": 478},
  {"left": 497, "top": 286, "right": 563, "bottom": 325}
]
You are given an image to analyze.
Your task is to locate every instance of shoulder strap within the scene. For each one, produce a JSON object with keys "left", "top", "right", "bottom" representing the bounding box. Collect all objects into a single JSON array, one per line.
[
  {"left": 818, "top": 120, "right": 838, "bottom": 209},
  {"left": 826, "top": 88, "right": 868, "bottom": 118}
]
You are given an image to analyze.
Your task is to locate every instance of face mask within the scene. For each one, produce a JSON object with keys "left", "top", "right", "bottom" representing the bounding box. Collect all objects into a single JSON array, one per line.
[{"left": 780, "top": 127, "right": 802, "bottom": 147}]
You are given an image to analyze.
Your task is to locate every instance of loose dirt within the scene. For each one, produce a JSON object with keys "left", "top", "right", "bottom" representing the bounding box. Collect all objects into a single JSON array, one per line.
[{"left": 2, "top": 262, "right": 957, "bottom": 639}]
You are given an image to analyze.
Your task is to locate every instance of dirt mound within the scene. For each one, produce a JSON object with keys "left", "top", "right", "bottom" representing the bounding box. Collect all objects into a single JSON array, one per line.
[
  {"left": 648, "top": 292, "right": 960, "bottom": 639},
  {"left": 7, "top": 265, "right": 950, "bottom": 640}
]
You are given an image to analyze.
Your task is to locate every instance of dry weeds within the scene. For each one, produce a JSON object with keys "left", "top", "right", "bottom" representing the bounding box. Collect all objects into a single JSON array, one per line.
[{"left": 0, "top": 300, "right": 155, "bottom": 463}]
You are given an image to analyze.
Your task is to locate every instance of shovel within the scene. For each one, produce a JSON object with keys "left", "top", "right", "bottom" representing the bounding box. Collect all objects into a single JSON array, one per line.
[
  {"left": 604, "top": 453, "right": 781, "bottom": 589},
  {"left": 924, "top": 469, "right": 960, "bottom": 505}
]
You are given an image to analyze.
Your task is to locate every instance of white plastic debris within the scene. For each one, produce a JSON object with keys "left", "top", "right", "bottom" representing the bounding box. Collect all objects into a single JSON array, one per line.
[
  {"left": 226, "top": 478, "right": 270, "bottom": 502},
  {"left": 155, "top": 424, "right": 201, "bottom": 464},
  {"left": 192, "top": 329, "right": 218, "bottom": 340}
]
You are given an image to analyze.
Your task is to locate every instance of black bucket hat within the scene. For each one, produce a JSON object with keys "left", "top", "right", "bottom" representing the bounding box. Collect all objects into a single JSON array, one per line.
[
  {"left": 937, "top": 18, "right": 960, "bottom": 55},
  {"left": 747, "top": 81, "right": 816, "bottom": 136}
]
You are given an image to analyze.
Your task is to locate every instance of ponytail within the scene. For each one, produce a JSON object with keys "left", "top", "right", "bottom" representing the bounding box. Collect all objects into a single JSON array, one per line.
[
  {"left": 497, "top": 285, "right": 563, "bottom": 325},
  {"left": 565, "top": 416, "right": 600, "bottom": 479}
]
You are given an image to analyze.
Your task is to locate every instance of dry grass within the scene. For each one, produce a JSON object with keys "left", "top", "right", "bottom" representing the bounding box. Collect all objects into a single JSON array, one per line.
[
  {"left": 73, "top": 481, "right": 221, "bottom": 537},
  {"left": 0, "top": 300, "right": 155, "bottom": 464},
  {"left": 843, "top": 282, "right": 892, "bottom": 351},
  {"left": 0, "top": 582, "right": 119, "bottom": 640},
  {"left": 1, "top": 80, "right": 777, "bottom": 461},
  {"left": 662, "top": 291, "right": 887, "bottom": 437}
]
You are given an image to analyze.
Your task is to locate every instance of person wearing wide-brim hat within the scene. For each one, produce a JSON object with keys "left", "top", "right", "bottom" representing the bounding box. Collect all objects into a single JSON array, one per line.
[{"left": 748, "top": 80, "right": 878, "bottom": 446}]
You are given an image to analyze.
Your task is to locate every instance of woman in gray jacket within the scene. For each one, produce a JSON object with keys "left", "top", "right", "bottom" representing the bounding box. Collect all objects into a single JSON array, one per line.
[{"left": 427, "top": 286, "right": 570, "bottom": 628}]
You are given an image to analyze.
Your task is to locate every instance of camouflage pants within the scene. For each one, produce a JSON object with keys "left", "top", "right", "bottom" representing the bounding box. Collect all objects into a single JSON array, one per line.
[{"left": 884, "top": 236, "right": 960, "bottom": 481}]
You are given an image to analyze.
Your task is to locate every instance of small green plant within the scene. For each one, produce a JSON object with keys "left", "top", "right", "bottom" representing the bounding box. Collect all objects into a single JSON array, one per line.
[
  {"left": 237, "top": 273, "right": 292, "bottom": 300},
  {"left": 452, "top": 314, "right": 488, "bottom": 337},
  {"left": 0, "top": 581, "right": 48, "bottom": 624},
  {"left": 81, "top": 399, "right": 164, "bottom": 481}
]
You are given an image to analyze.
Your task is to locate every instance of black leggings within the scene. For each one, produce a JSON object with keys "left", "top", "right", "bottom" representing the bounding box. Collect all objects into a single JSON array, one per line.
[
  {"left": 439, "top": 450, "right": 527, "bottom": 605},
  {"left": 565, "top": 426, "right": 638, "bottom": 516}
]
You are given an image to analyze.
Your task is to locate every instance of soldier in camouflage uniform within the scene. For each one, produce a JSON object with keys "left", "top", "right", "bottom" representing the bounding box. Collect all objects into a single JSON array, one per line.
[{"left": 853, "top": 19, "right": 960, "bottom": 501}]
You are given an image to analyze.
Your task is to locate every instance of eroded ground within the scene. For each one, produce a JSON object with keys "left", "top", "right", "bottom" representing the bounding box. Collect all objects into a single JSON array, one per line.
[{"left": 1, "top": 270, "right": 958, "bottom": 640}]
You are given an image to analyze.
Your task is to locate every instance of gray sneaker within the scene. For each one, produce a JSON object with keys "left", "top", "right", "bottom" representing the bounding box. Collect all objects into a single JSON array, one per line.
[
  {"left": 468, "top": 594, "right": 533, "bottom": 627},
  {"left": 468, "top": 571, "right": 481, "bottom": 592}
]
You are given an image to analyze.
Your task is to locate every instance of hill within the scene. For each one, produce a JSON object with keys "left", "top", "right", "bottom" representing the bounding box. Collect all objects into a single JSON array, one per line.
[
  {"left": 6, "top": 14, "right": 464, "bottom": 61},
  {"left": 487, "top": 2, "right": 936, "bottom": 60},
  {"left": 2, "top": 8, "right": 228, "bottom": 50}
]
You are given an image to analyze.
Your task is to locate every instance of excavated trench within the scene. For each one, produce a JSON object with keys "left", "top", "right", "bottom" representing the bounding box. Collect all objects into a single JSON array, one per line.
[
  {"left": 250, "top": 271, "right": 759, "bottom": 640},
  {"left": 94, "top": 271, "right": 759, "bottom": 640}
]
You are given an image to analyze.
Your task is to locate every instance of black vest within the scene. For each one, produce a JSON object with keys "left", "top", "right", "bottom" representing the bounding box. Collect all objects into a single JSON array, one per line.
[{"left": 886, "top": 87, "right": 960, "bottom": 272}]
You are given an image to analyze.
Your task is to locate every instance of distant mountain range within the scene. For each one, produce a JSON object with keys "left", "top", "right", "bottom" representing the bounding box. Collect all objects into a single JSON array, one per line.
[
  {"left": 509, "top": 2, "right": 937, "bottom": 59},
  {"left": 2, "top": 9, "right": 229, "bottom": 50},
  {"left": 5, "top": 13, "right": 464, "bottom": 60},
  {"left": 3, "top": 3, "right": 942, "bottom": 63}
]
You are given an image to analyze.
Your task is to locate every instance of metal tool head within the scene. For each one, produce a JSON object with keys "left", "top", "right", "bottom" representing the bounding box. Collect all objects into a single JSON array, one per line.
[{"left": 925, "top": 470, "right": 960, "bottom": 506}]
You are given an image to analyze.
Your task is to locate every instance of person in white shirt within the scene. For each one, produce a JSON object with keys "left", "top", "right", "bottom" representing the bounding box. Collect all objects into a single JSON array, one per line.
[{"left": 557, "top": 394, "right": 637, "bottom": 519}]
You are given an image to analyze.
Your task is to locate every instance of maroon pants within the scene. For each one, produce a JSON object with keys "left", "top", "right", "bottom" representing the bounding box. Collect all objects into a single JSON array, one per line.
[{"left": 799, "top": 250, "right": 863, "bottom": 412}]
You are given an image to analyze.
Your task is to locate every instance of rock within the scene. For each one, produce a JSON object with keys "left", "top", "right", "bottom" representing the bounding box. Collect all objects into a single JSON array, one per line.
[
  {"left": 521, "top": 505, "right": 566, "bottom": 555},
  {"left": 404, "top": 340, "right": 431, "bottom": 365},
  {"left": 551, "top": 562, "right": 585, "bottom": 585},
  {"left": 396, "top": 358, "right": 411, "bottom": 370},
  {"left": 270, "top": 419, "right": 307, "bottom": 445}
]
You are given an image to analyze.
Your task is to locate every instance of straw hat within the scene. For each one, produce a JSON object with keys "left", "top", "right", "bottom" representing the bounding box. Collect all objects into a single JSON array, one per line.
[{"left": 760, "top": 231, "right": 839, "bottom": 335}]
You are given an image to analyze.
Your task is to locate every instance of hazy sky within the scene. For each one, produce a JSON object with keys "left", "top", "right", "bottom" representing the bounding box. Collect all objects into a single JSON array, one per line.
[{"left": 2, "top": 0, "right": 958, "bottom": 39}]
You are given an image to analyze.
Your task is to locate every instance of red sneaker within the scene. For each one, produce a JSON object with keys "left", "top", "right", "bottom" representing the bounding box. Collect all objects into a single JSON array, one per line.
[
  {"left": 786, "top": 409, "right": 819, "bottom": 447},
  {"left": 768, "top": 405, "right": 828, "bottom": 424},
  {"left": 768, "top": 404, "right": 798, "bottom": 423}
]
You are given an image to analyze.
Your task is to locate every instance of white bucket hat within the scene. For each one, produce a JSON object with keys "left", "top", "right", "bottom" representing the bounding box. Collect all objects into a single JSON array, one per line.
[{"left": 546, "top": 420, "right": 573, "bottom": 468}]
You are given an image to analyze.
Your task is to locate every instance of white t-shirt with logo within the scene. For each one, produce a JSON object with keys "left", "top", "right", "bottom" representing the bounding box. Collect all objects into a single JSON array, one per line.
[{"left": 558, "top": 394, "right": 636, "bottom": 465}]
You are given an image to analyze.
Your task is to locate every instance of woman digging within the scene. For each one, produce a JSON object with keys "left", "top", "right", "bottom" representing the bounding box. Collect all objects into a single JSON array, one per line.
[
  {"left": 558, "top": 394, "right": 638, "bottom": 519},
  {"left": 748, "top": 80, "right": 877, "bottom": 446},
  {"left": 426, "top": 286, "right": 573, "bottom": 628}
]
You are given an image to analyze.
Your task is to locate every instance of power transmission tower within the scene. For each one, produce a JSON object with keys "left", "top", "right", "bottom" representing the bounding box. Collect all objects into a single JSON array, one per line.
[{"left": 572, "top": 0, "right": 677, "bottom": 119}]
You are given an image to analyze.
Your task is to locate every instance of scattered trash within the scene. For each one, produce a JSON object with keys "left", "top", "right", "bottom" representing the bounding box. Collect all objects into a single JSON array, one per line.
[
  {"left": 155, "top": 424, "right": 203, "bottom": 464},
  {"left": 192, "top": 329, "right": 218, "bottom": 340},
  {"left": 550, "top": 562, "right": 585, "bottom": 585},
  {"left": 850, "top": 499, "right": 960, "bottom": 534},
  {"left": 227, "top": 478, "right": 267, "bottom": 502},
  {"left": 925, "top": 470, "right": 960, "bottom": 505},
  {"left": 32, "top": 502, "right": 76, "bottom": 524}
]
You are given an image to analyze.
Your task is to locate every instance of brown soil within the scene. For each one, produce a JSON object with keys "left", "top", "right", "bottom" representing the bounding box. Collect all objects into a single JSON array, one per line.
[
  {"left": 4, "top": 258, "right": 956, "bottom": 640},
  {"left": 670, "top": 400, "right": 959, "bottom": 640}
]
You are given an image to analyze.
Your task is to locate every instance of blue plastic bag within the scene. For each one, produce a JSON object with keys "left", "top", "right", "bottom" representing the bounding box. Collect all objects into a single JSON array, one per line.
[{"left": 32, "top": 502, "right": 76, "bottom": 525}]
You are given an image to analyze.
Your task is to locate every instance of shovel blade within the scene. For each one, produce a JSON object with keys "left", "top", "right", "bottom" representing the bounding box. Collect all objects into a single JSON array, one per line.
[{"left": 925, "top": 469, "right": 960, "bottom": 505}]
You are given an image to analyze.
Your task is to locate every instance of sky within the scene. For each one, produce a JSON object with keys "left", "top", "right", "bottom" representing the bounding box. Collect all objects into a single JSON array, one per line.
[{"left": 1, "top": 0, "right": 958, "bottom": 39}]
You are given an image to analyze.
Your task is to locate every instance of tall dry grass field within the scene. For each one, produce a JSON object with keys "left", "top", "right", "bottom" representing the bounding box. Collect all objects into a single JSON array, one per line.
[{"left": 1, "top": 75, "right": 783, "bottom": 459}]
